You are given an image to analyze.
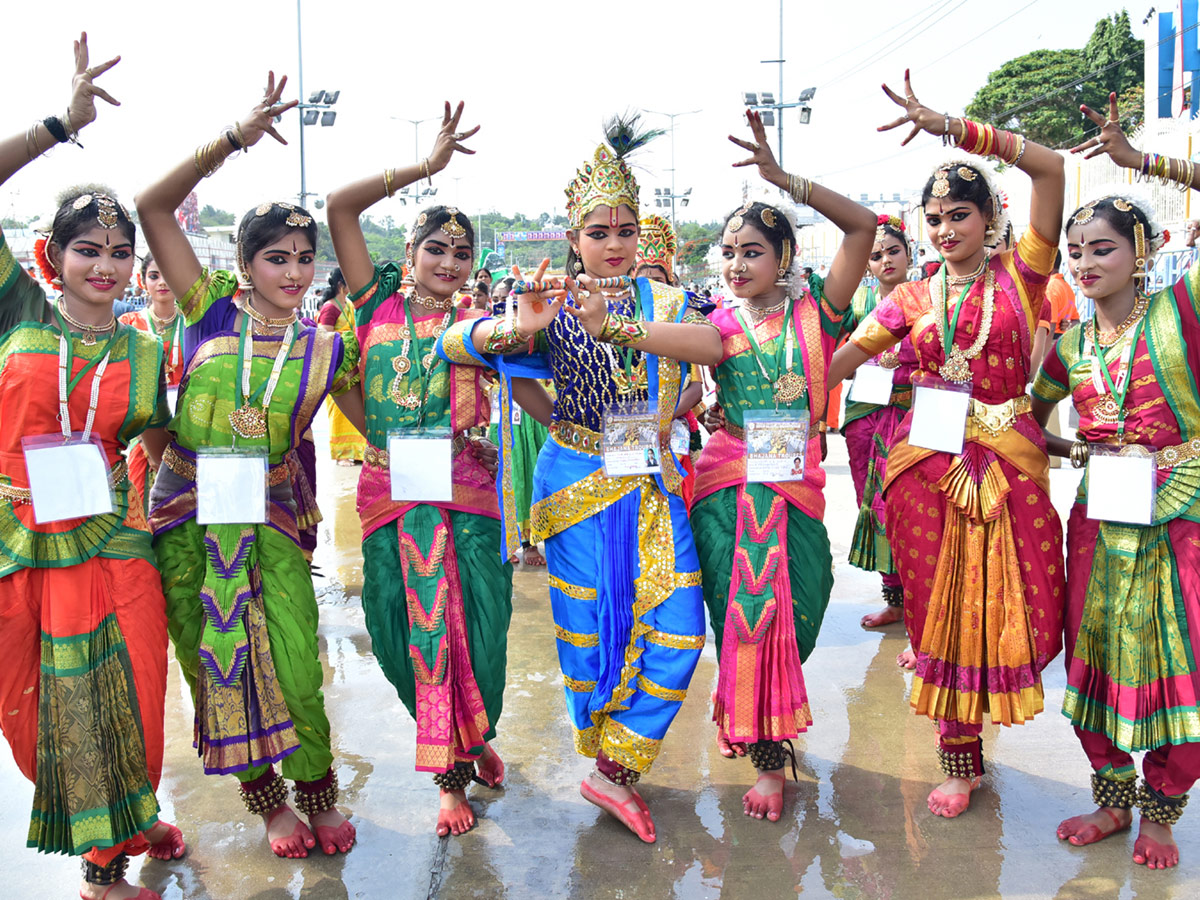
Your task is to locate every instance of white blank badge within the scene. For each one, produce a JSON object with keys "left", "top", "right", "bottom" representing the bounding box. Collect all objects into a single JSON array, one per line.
[
  {"left": 22, "top": 435, "right": 114, "bottom": 524},
  {"left": 909, "top": 385, "right": 971, "bottom": 455},
  {"left": 389, "top": 434, "right": 453, "bottom": 502},
  {"left": 1087, "top": 448, "right": 1155, "bottom": 525},
  {"left": 196, "top": 451, "right": 269, "bottom": 525},
  {"left": 849, "top": 364, "right": 895, "bottom": 405}
]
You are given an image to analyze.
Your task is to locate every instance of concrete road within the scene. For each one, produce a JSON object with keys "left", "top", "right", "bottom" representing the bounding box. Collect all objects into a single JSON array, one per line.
[{"left": 3, "top": 423, "right": 1197, "bottom": 899}]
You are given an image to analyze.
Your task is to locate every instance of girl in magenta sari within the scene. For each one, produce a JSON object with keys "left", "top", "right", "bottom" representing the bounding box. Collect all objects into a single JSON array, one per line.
[
  {"left": 828, "top": 72, "right": 1066, "bottom": 820},
  {"left": 1032, "top": 95, "right": 1200, "bottom": 870}
]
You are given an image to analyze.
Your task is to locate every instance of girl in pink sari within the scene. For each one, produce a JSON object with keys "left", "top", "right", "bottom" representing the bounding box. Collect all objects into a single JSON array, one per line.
[{"left": 828, "top": 72, "right": 1066, "bottom": 820}]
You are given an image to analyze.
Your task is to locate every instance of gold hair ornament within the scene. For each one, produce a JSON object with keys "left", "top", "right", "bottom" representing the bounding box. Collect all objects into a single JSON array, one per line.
[
  {"left": 441, "top": 208, "right": 467, "bottom": 239},
  {"left": 761, "top": 208, "right": 777, "bottom": 229}
]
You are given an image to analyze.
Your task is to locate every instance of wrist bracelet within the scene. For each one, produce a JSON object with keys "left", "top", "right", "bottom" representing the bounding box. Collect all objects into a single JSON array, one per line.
[
  {"left": 600, "top": 312, "right": 649, "bottom": 347},
  {"left": 43, "top": 116, "right": 68, "bottom": 144},
  {"left": 1069, "top": 440, "right": 1090, "bottom": 469},
  {"left": 62, "top": 109, "right": 83, "bottom": 147},
  {"left": 482, "top": 319, "right": 528, "bottom": 354}
]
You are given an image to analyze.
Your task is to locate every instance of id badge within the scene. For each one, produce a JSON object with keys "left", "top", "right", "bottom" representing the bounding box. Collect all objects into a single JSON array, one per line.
[
  {"left": 1087, "top": 444, "right": 1156, "bottom": 525},
  {"left": 743, "top": 409, "right": 810, "bottom": 484},
  {"left": 167, "top": 386, "right": 180, "bottom": 417},
  {"left": 670, "top": 419, "right": 690, "bottom": 456},
  {"left": 21, "top": 433, "right": 114, "bottom": 524},
  {"left": 388, "top": 427, "right": 454, "bottom": 502},
  {"left": 849, "top": 364, "right": 895, "bottom": 405},
  {"left": 602, "top": 402, "right": 662, "bottom": 477},
  {"left": 909, "top": 383, "right": 971, "bottom": 455},
  {"left": 196, "top": 448, "right": 269, "bottom": 525},
  {"left": 511, "top": 404, "right": 522, "bottom": 426},
  {"left": 489, "top": 388, "right": 501, "bottom": 425}
]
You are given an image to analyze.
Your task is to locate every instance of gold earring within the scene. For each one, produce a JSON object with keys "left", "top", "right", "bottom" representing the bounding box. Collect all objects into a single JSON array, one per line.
[{"left": 1133, "top": 221, "right": 1147, "bottom": 280}]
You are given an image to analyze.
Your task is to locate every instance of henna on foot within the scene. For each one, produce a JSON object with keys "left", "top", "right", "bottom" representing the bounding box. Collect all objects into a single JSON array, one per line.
[
  {"left": 309, "top": 807, "right": 356, "bottom": 854},
  {"left": 144, "top": 820, "right": 187, "bottom": 860},
  {"left": 476, "top": 743, "right": 505, "bottom": 788},
  {"left": 580, "top": 773, "right": 656, "bottom": 843},
  {"left": 896, "top": 646, "right": 917, "bottom": 669},
  {"left": 743, "top": 769, "right": 786, "bottom": 822},
  {"left": 927, "top": 776, "right": 981, "bottom": 818},
  {"left": 264, "top": 804, "right": 316, "bottom": 858},
  {"left": 1056, "top": 807, "right": 1131, "bottom": 846},
  {"left": 861, "top": 605, "right": 903, "bottom": 628},
  {"left": 436, "top": 788, "right": 476, "bottom": 837},
  {"left": 1133, "top": 819, "right": 1180, "bottom": 869}
]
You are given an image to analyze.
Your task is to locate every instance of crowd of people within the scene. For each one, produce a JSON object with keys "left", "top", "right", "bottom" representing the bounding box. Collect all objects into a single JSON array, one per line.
[{"left": 2, "top": 34, "right": 1199, "bottom": 899}]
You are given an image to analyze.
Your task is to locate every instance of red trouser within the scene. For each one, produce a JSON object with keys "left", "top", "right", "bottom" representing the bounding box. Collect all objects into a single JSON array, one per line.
[{"left": 1077, "top": 727, "right": 1200, "bottom": 797}]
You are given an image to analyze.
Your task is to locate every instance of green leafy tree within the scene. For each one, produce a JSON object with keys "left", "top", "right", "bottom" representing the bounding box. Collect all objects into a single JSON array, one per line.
[
  {"left": 199, "top": 204, "right": 235, "bottom": 227},
  {"left": 966, "top": 11, "right": 1144, "bottom": 148}
]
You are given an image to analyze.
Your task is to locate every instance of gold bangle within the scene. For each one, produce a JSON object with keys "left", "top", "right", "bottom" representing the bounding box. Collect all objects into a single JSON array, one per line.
[
  {"left": 420, "top": 157, "right": 431, "bottom": 185},
  {"left": 383, "top": 167, "right": 395, "bottom": 198}
]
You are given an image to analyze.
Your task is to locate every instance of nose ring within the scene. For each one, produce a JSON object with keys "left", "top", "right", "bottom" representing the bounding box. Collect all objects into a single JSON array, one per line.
[
  {"left": 737, "top": 263, "right": 748, "bottom": 274},
  {"left": 947, "top": 230, "right": 956, "bottom": 240}
]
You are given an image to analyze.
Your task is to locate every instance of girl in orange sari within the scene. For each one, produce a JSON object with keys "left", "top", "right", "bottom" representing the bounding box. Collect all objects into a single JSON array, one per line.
[
  {"left": 0, "top": 36, "right": 183, "bottom": 900},
  {"left": 829, "top": 72, "right": 1066, "bottom": 819}
]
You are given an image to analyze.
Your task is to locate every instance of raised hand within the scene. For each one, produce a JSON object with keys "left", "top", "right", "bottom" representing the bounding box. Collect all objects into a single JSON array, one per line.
[
  {"left": 235, "top": 72, "right": 299, "bottom": 148},
  {"left": 1071, "top": 92, "right": 1140, "bottom": 168},
  {"left": 511, "top": 260, "right": 565, "bottom": 335},
  {"left": 67, "top": 32, "right": 121, "bottom": 130},
  {"left": 427, "top": 101, "right": 480, "bottom": 176},
  {"left": 878, "top": 69, "right": 947, "bottom": 146},
  {"left": 729, "top": 110, "right": 785, "bottom": 187}
]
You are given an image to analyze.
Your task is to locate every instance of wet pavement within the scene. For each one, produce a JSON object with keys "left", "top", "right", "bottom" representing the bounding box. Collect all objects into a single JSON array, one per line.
[{"left": 3, "top": 421, "right": 1199, "bottom": 899}]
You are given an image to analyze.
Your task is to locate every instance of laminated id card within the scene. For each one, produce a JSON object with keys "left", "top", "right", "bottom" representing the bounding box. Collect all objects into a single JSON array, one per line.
[
  {"left": 388, "top": 428, "right": 454, "bottom": 502},
  {"left": 602, "top": 402, "right": 662, "bottom": 477},
  {"left": 21, "top": 433, "right": 115, "bottom": 524},
  {"left": 670, "top": 419, "right": 690, "bottom": 456},
  {"left": 167, "top": 386, "right": 180, "bottom": 417},
  {"left": 849, "top": 364, "right": 895, "bottom": 406},
  {"left": 909, "top": 383, "right": 971, "bottom": 455},
  {"left": 196, "top": 448, "right": 269, "bottom": 525},
  {"left": 1086, "top": 444, "right": 1156, "bottom": 525},
  {"left": 744, "top": 409, "right": 809, "bottom": 484},
  {"left": 511, "top": 404, "right": 522, "bottom": 426},
  {"left": 489, "top": 387, "right": 501, "bottom": 425}
]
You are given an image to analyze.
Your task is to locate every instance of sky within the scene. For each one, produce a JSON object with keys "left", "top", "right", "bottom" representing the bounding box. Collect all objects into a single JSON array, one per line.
[{"left": 0, "top": 0, "right": 1143, "bottom": 231}]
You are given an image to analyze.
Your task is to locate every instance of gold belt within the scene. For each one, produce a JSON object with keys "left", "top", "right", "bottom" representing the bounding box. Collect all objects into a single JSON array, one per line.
[
  {"left": 364, "top": 433, "right": 469, "bottom": 468},
  {"left": 163, "top": 444, "right": 290, "bottom": 487},
  {"left": 724, "top": 422, "right": 745, "bottom": 441},
  {"left": 0, "top": 458, "right": 129, "bottom": 506},
  {"left": 550, "top": 421, "right": 602, "bottom": 456},
  {"left": 1154, "top": 437, "right": 1200, "bottom": 469},
  {"left": 968, "top": 394, "right": 1031, "bottom": 437}
]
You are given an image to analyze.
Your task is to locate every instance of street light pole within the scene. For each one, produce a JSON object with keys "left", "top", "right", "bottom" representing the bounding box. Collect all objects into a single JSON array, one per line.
[
  {"left": 392, "top": 117, "right": 437, "bottom": 164},
  {"left": 643, "top": 107, "right": 700, "bottom": 225},
  {"left": 296, "top": 0, "right": 307, "bottom": 208}
]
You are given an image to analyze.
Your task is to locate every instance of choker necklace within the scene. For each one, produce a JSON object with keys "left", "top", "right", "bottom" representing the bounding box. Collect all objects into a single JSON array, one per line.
[
  {"left": 1086, "top": 293, "right": 1149, "bottom": 348},
  {"left": 945, "top": 257, "right": 988, "bottom": 289},
  {"left": 241, "top": 297, "right": 299, "bottom": 329},
  {"left": 57, "top": 299, "right": 116, "bottom": 346},
  {"left": 409, "top": 291, "right": 455, "bottom": 312},
  {"left": 149, "top": 308, "right": 178, "bottom": 329},
  {"left": 746, "top": 299, "right": 787, "bottom": 322}
]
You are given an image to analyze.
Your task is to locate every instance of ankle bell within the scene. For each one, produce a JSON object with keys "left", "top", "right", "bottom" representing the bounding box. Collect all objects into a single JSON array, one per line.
[{"left": 82, "top": 853, "right": 129, "bottom": 886}]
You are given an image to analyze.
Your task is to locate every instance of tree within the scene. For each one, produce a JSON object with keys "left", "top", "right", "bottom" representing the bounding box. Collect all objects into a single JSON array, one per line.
[
  {"left": 199, "top": 205, "right": 235, "bottom": 227},
  {"left": 965, "top": 12, "right": 1144, "bottom": 148}
]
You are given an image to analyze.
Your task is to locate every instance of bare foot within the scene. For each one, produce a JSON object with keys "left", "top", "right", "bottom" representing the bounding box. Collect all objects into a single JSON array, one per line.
[
  {"left": 743, "top": 769, "right": 786, "bottom": 821},
  {"left": 1056, "top": 807, "right": 1131, "bottom": 846},
  {"left": 336, "top": 458, "right": 357, "bottom": 467},
  {"left": 1133, "top": 819, "right": 1180, "bottom": 869},
  {"left": 580, "top": 772, "right": 655, "bottom": 843},
  {"left": 80, "top": 880, "right": 160, "bottom": 900},
  {"left": 861, "top": 605, "right": 903, "bottom": 628},
  {"left": 897, "top": 647, "right": 917, "bottom": 669},
  {"left": 264, "top": 804, "right": 316, "bottom": 858},
  {"left": 477, "top": 743, "right": 505, "bottom": 788},
  {"left": 712, "top": 692, "right": 746, "bottom": 758},
  {"left": 927, "top": 776, "right": 981, "bottom": 818},
  {"left": 144, "top": 820, "right": 186, "bottom": 860},
  {"left": 437, "top": 789, "right": 476, "bottom": 837},
  {"left": 308, "top": 806, "right": 355, "bottom": 854}
]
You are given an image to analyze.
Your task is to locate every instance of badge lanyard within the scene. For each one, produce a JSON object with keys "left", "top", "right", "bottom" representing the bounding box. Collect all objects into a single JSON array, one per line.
[
  {"left": 734, "top": 302, "right": 806, "bottom": 409},
  {"left": 1080, "top": 311, "right": 1145, "bottom": 443},
  {"left": 149, "top": 310, "right": 183, "bottom": 379},
  {"left": 52, "top": 304, "right": 116, "bottom": 442}
]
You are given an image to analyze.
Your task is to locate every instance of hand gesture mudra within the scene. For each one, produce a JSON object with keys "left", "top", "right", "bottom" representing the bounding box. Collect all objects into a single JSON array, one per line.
[
  {"left": 878, "top": 70, "right": 949, "bottom": 146},
  {"left": 235, "top": 72, "right": 298, "bottom": 148},
  {"left": 427, "top": 101, "right": 480, "bottom": 176},
  {"left": 729, "top": 110, "right": 786, "bottom": 186},
  {"left": 567, "top": 274, "right": 616, "bottom": 338},
  {"left": 1071, "top": 93, "right": 1140, "bottom": 168},
  {"left": 511, "top": 259, "right": 565, "bottom": 335},
  {"left": 68, "top": 32, "right": 121, "bottom": 130}
]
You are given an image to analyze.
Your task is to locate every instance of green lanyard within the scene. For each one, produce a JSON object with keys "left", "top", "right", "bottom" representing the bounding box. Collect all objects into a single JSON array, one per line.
[
  {"left": 148, "top": 310, "right": 183, "bottom": 371},
  {"left": 1082, "top": 310, "right": 1146, "bottom": 443},
  {"left": 940, "top": 267, "right": 974, "bottom": 359},
  {"left": 401, "top": 300, "right": 447, "bottom": 428},
  {"left": 613, "top": 292, "right": 642, "bottom": 388},
  {"left": 734, "top": 301, "right": 801, "bottom": 409},
  {"left": 53, "top": 304, "right": 119, "bottom": 394}
]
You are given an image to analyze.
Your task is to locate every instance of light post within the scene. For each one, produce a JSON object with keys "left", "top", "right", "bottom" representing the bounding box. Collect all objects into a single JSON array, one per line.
[
  {"left": 390, "top": 116, "right": 438, "bottom": 164},
  {"left": 295, "top": 0, "right": 339, "bottom": 210},
  {"left": 742, "top": 0, "right": 815, "bottom": 167},
  {"left": 643, "top": 107, "right": 700, "bottom": 225},
  {"left": 652, "top": 187, "right": 692, "bottom": 216}
]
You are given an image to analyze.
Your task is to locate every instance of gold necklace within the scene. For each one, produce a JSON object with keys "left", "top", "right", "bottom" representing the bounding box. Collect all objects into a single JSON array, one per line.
[
  {"left": 746, "top": 299, "right": 787, "bottom": 323},
  {"left": 149, "top": 307, "right": 178, "bottom": 330},
  {"left": 57, "top": 299, "right": 115, "bottom": 346},
  {"left": 931, "top": 266, "right": 996, "bottom": 384},
  {"left": 945, "top": 257, "right": 987, "bottom": 289},
  {"left": 1086, "top": 294, "right": 1149, "bottom": 348},
  {"left": 409, "top": 291, "right": 455, "bottom": 312},
  {"left": 241, "top": 296, "right": 299, "bottom": 329}
]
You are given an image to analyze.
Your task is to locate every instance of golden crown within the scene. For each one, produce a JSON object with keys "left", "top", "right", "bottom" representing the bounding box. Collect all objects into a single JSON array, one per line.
[
  {"left": 637, "top": 214, "right": 676, "bottom": 279},
  {"left": 565, "top": 144, "right": 640, "bottom": 229}
]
